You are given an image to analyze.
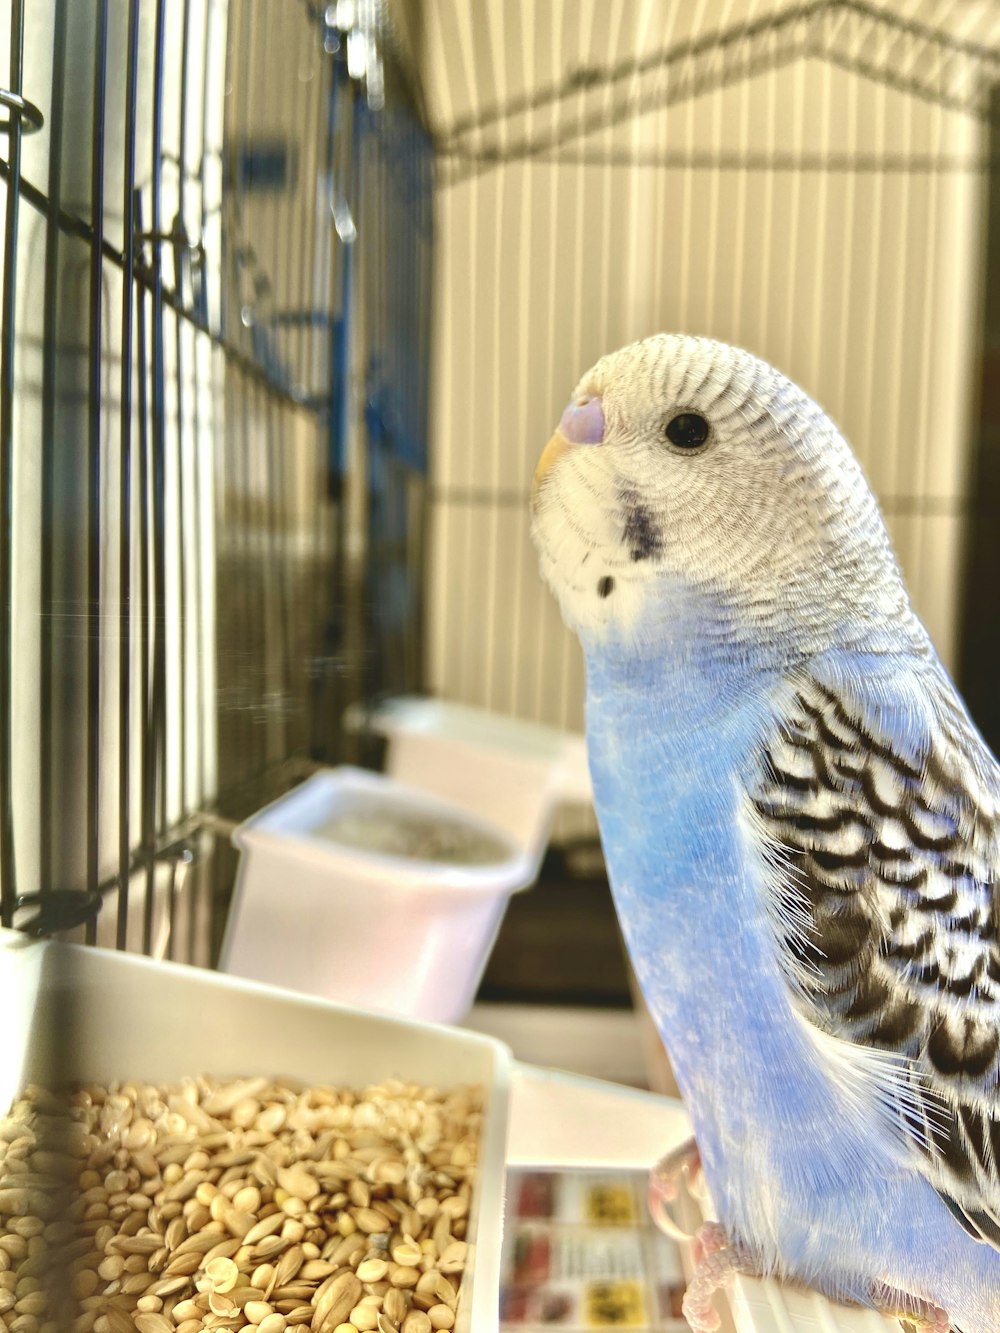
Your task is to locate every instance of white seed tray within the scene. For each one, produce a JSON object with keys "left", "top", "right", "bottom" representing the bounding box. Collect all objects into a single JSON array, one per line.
[
  {"left": 0, "top": 930, "right": 509, "bottom": 1333},
  {"left": 0, "top": 931, "right": 899, "bottom": 1333}
]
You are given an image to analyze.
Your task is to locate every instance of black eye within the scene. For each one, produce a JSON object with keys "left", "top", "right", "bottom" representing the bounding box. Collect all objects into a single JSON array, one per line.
[{"left": 665, "top": 412, "right": 709, "bottom": 449}]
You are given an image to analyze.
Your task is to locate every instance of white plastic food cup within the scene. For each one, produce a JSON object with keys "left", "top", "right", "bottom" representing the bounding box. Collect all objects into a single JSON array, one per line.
[
  {"left": 219, "top": 766, "right": 537, "bottom": 1023},
  {"left": 347, "top": 695, "right": 593, "bottom": 862}
]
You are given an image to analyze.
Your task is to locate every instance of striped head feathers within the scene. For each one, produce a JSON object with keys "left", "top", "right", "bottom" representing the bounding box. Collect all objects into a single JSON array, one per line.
[{"left": 530, "top": 334, "right": 919, "bottom": 661}]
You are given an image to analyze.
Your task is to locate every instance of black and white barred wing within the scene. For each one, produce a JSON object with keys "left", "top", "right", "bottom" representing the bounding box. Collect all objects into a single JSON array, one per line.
[{"left": 752, "top": 667, "right": 1000, "bottom": 1248}]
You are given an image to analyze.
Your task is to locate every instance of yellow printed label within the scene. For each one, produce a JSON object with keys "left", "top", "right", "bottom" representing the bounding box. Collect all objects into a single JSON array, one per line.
[
  {"left": 584, "top": 1279, "right": 647, "bottom": 1326},
  {"left": 584, "top": 1184, "right": 637, "bottom": 1226}
]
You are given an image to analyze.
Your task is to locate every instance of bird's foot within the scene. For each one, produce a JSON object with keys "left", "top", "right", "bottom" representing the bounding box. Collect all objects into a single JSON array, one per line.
[
  {"left": 648, "top": 1135, "right": 703, "bottom": 1239},
  {"left": 870, "top": 1283, "right": 950, "bottom": 1333},
  {"left": 681, "top": 1221, "right": 755, "bottom": 1333}
]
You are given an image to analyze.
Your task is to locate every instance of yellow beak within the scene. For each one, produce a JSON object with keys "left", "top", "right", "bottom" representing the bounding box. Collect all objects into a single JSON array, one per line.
[{"left": 531, "top": 431, "right": 571, "bottom": 500}]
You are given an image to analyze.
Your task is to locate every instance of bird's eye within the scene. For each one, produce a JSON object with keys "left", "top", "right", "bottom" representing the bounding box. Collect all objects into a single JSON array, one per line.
[{"left": 665, "top": 413, "right": 710, "bottom": 449}]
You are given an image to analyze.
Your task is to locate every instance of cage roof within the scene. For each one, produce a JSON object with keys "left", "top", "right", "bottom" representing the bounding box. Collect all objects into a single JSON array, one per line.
[{"left": 388, "top": 0, "right": 1000, "bottom": 173}]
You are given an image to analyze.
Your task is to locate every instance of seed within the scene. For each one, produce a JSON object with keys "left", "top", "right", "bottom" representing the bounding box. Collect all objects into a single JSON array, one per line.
[
  {"left": 373, "top": 1160, "right": 406, "bottom": 1187},
  {"left": 204, "top": 1237, "right": 242, "bottom": 1267},
  {"left": 147, "top": 1277, "right": 189, "bottom": 1297},
  {"left": 230, "top": 1285, "right": 266, "bottom": 1305},
  {"left": 255, "top": 1106, "right": 285, "bottom": 1135},
  {"left": 163, "top": 1251, "right": 201, "bottom": 1277},
  {"left": 271, "top": 1247, "right": 303, "bottom": 1288},
  {"left": 251, "top": 1265, "right": 276, "bottom": 1293},
  {"left": 251, "top": 1237, "right": 286, "bottom": 1261},
  {"left": 276, "top": 1169, "right": 318, "bottom": 1204},
  {"left": 433, "top": 1276, "right": 456, "bottom": 1308},
  {"left": 426, "top": 1307, "right": 454, "bottom": 1331},
  {"left": 314, "top": 1272, "right": 362, "bottom": 1330},
  {"left": 244, "top": 1215, "right": 283, "bottom": 1247},
  {"left": 233, "top": 1186, "right": 261, "bottom": 1215},
  {"left": 133, "top": 1317, "right": 174, "bottom": 1333},
  {"left": 2, "top": 1077, "right": 482, "bottom": 1333},
  {"left": 347, "top": 1181, "right": 369, "bottom": 1210},
  {"left": 390, "top": 1243, "right": 421, "bottom": 1269},
  {"left": 70, "top": 1271, "right": 98, "bottom": 1300},
  {"left": 97, "top": 1255, "right": 124, "bottom": 1282},
  {"left": 297, "top": 1261, "right": 335, "bottom": 1282},
  {"left": 121, "top": 1272, "right": 155, "bottom": 1294},
  {"left": 387, "top": 1266, "right": 418, "bottom": 1290},
  {"left": 204, "top": 1257, "right": 240, "bottom": 1294},
  {"left": 101, "top": 1311, "right": 135, "bottom": 1333},
  {"left": 436, "top": 1243, "right": 467, "bottom": 1275},
  {"left": 119, "top": 1235, "right": 162, "bottom": 1256},
  {"left": 252, "top": 1158, "right": 278, "bottom": 1191},
  {"left": 174, "top": 1232, "right": 221, "bottom": 1259},
  {"left": 14, "top": 1293, "right": 46, "bottom": 1318},
  {"left": 383, "top": 1289, "right": 408, "bottom": 1324},
  {"left": 347, "top": 1307, "right": 378, "bottom": 1332},
  {"left": 148, "top": 1248, "right": 169, "bottom": 1274},
  {"left": 401, "top": 1315, "right": 431, "bottom": 1333},
  {"left": 224, "top": 1210, "right": 256, "bottom": 1239},
  {"left": 355, "top": 1209, "right": 392, "bottom": 1237}
]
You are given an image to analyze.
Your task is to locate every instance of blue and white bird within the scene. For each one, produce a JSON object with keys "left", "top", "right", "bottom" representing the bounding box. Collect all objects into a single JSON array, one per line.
[{"left": 530, "top": 334, "right": 1000, "bottom": 1333}]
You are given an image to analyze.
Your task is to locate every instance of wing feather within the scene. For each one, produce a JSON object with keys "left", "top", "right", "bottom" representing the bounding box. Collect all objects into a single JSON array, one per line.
[{"left": 752, "top": 664, "right": 1000, "bottom": 1246}]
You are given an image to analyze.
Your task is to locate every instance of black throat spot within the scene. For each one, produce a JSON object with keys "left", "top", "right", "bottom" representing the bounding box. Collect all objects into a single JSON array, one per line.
[{"left": 620, "top": 489, "right": 663, "bottom": 563}]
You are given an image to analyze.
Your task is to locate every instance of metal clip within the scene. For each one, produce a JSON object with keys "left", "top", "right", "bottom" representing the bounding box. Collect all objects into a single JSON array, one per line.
[
  {"left": 12, "top": 889, "right": 103, "bottom": 938},
  {"left": 0, "top": 89, "right": 44, "bottom": 136}
]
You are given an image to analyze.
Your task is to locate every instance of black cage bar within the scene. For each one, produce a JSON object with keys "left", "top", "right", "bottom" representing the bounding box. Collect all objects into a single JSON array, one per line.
[{"left": 0, "top": 0, "right": 433, "bottom": 959}]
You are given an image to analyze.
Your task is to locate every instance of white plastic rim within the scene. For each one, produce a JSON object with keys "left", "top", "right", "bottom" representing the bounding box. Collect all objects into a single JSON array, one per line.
[{"left": 231, "top": 766, "right": 537, "bottom": 895}]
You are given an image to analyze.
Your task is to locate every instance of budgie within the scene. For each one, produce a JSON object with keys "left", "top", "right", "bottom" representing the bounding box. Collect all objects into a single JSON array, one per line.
[{"left": 530, "top": 333, "right": 1000, "bottom": 1333}]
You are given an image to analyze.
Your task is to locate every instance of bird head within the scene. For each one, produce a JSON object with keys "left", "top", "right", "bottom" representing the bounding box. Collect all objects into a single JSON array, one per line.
[{"left": 530, "top": 333, "right": 917, "bottom": 666}]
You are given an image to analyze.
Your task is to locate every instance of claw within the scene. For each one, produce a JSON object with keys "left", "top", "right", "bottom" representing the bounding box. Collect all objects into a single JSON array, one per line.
[
  {"left": 648, "top": 1135, "right": 703, "bottom": 1240},
  {"left": 870, "top": 1282, "right": 950, "bottom": 1333},
  {"left": 681, "top": 1221, "right": 755, "bottom": 1333}
]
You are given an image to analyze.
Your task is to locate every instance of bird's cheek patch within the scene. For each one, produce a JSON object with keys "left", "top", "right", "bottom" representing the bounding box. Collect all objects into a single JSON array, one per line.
[{"left": 619, "top": 489, "right": 664, "bottom": 563}]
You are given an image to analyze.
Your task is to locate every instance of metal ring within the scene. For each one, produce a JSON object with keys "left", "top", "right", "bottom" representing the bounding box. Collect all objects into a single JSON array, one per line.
[
  {"left": 13, "top": 889, "right": 102, "bottom": 937},
  {"left": 0, "top": 89, "right": 44, "bottom": 136}
]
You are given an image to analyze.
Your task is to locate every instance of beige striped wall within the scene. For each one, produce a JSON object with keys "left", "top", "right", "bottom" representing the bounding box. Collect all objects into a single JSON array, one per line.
[{"left": 421, "top": 11, "right": 990, "bottom": 739}]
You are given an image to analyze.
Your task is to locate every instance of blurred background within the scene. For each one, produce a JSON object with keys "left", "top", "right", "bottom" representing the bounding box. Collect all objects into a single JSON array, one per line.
[{"left": 1, "top": 0, "right": 999, "bottom": 1091}]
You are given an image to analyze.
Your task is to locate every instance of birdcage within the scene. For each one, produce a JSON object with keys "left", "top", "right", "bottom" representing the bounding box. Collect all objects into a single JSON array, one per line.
[
  {"left": 4, "top": 8, "right": 1000, "bottom": 1333},
  {"left": 0, "top": 0, "right": 432, "bottom": 958}
]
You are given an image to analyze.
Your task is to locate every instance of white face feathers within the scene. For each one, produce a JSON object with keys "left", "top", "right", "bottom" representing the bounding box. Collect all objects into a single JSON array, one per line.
[{"left": 530, "top": 334, "right": 917, "bottom": 659}]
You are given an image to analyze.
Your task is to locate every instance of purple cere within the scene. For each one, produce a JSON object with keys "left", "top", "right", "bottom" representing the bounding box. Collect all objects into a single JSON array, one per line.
[{"left": 559, "top": 395, "right": 605, "bottom": 445}]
